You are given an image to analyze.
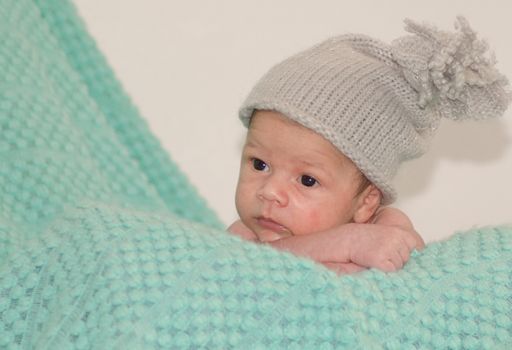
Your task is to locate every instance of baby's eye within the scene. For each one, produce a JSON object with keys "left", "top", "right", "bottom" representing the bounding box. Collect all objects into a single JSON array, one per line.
[
  {"left": 300, "top": 175, "right": 318, "bottom": 187},
  {"left": 252, "top": 158, "right": 269, "bottom": 172}
]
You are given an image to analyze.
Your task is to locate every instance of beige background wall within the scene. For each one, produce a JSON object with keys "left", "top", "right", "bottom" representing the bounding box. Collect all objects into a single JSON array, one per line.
[{"left": 74, "top": 0, "right": 512, "bottom": 242}]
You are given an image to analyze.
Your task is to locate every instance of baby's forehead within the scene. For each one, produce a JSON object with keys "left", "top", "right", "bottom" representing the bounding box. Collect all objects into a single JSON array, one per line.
[{"left": 247, "top": 111, "right": 359, "bottom": 171}]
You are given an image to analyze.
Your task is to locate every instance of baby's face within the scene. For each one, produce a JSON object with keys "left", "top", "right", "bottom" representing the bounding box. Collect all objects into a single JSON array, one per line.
[{"left": 235, "top": 110, "right": 365, "bottom": 241}]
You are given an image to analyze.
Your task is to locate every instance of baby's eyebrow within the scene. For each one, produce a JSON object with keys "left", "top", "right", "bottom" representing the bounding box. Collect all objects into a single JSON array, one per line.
[
  {"left": 296, "top": 159, "right": 330, "bottom": 175},
  {"left": 299, "top": 159, "right": 322, "bottom": 168},
  {"left": 244, "top": 138, "right": 263, "bottom": 149},
  {"left": 292, "top": 159, "right": 326, "bottom": 173},
  {"left": 298, "top": 156, "right": 344, "bottom": 178}
]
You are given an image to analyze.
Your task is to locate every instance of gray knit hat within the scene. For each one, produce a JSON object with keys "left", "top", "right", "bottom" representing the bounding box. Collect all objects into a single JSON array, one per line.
[{"left": 239, "top": 17, "right": 511, "bottom": 204}]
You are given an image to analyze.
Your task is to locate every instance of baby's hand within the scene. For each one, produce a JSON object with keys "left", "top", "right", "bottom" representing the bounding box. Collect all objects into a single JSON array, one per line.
[
  {"left": 345, "top": 223, "right": 423, "bottom": 272},
  {"left": 346, "top": 206, "right": 424, "bottom": 272}
]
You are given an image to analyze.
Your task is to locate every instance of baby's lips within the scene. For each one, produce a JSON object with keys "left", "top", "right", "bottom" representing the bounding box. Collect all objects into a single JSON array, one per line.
[{"left": 257, "top": 229, "right": 292, "bottom": 243}]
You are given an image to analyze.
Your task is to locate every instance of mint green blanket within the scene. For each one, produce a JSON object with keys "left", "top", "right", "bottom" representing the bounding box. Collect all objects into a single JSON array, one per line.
[{"left": 1, "top": 0, "right": 511, "bottom": 348}]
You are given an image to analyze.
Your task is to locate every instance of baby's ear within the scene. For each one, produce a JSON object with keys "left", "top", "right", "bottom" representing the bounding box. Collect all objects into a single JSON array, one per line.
[{"left": 353, "top": 185, "right": 382, "bottom": 223}]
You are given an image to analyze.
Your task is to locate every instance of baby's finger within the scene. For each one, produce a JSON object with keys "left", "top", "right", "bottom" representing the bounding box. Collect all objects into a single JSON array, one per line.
[
  {"left": 380, "top": 259, "right": 399, "bottom": 272},
  {"left": 323, "top": 262, "right": 367, "bottom": 274},
  {"left": 415, "top": 232, "right": 426, "bottom": 250},
  {"left": 403, "top": 230, "right": 424, "bottom": 251},
  {"left": 377, "top": 250, "right": 403, "bottom": 272},
  {"left": 397, "top": 241, "right": 411, "bottom": 263}
]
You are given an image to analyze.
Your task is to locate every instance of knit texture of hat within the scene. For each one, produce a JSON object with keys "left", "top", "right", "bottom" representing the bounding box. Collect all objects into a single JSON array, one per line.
[{"left": 239, "top": 17, "right": 511, "bottom": 203}]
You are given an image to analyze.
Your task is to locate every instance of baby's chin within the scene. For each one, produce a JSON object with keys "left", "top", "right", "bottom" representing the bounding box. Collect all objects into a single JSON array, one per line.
[{"left": 254, "top": 229, "right": 293, "bottom": 243}]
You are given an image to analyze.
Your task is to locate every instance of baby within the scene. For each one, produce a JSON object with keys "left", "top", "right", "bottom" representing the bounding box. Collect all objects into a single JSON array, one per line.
[{"left": 229, "top": 17, "right": 510, "bottom": 274}]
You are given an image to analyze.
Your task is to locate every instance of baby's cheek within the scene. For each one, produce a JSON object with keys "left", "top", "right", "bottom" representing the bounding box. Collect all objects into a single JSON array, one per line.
[
  {"left": 291, "top": 198, "right": 336, "bottom": 235},
  {"left": 301, "top": 209, "right": 325, "bottom": 232},
  {"left": 304, "top": 205, "right": 348, "bottom": 234},
  {"left": 235, "top": 182, "right": 251, "bottom": 209}
]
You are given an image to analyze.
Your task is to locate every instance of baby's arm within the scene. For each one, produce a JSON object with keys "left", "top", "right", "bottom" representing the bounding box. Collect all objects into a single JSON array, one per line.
[
  {"left": 271, "top": 207, "right": 424, "bottom": 273},
  {"left": 371, "top": 206, "right": 416, "bottom": 231},
  {"left": 227, "top": 208, "right": 424, "bottom": 274}
]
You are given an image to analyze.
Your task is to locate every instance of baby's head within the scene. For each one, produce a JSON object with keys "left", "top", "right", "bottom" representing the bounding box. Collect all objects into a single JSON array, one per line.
[
  {"left": 235, "top": 109, "right": 380, "bottom": 240},
  {"left": 235, "top": 17, "right": 510, "bottom": 239}
]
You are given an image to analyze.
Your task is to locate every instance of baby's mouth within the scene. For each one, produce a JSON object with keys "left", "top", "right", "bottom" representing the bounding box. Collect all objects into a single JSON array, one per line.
[{"left": 256, "top": 217, "right": 290, "bottom": 235}]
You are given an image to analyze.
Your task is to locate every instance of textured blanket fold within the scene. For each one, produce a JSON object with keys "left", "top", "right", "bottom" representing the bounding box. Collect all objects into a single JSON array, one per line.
[{"left": 0, "top": 0, "right": 511, "bottom": 348}]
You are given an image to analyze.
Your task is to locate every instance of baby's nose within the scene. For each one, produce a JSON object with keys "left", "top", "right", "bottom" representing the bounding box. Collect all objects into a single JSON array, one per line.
[{"left": 257, "top": 176, "right": 289, "bottom": 207}]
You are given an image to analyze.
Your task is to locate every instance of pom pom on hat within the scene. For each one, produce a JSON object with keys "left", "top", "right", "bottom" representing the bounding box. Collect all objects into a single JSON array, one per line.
[
  {"left": 239, "top": 17, "right": 511, "bottom": 203},
  {"left": 392, "top": 16, "right": 511, "bottom": 121}
]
